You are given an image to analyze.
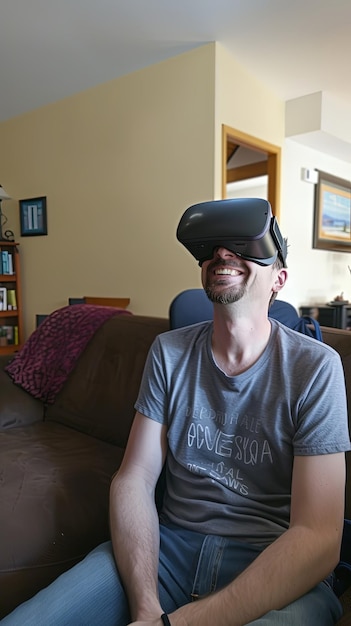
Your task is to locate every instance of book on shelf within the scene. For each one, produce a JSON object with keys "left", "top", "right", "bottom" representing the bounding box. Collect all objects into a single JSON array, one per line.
[
  {"left": 0, "top": 325, "right": 18, "bottom": 345},
  {"left": 0, "top": 251, "right": 14, "bottom": 275},
  {"left": 1, "top": 251, "right": 9, "bottom": 274},
  {"left": 0, "top": 287, "right": 7, "bottom": 311},
  {"left": 6, "top": 289, "right": 17, "bottom": 310}
]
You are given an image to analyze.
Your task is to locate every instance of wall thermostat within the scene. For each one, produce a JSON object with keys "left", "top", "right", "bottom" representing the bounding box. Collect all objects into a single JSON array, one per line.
[{"left": 301, "top": 168, "right": 319, "bottom": 184}]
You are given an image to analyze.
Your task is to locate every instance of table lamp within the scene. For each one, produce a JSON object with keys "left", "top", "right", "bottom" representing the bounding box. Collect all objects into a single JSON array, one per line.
[{"left": 0, "top": 185, "right": 11, "bottom": 241}]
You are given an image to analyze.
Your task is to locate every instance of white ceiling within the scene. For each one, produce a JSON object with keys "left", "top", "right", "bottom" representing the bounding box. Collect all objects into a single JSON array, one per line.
[{"left": 1, "top": 0, "right": 351, "bottom": 126}]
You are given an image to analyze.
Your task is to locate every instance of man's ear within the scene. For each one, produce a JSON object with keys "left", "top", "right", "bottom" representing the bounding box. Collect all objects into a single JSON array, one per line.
[{"left": 272, "top": 268, "right": 288, "bottom": 294}]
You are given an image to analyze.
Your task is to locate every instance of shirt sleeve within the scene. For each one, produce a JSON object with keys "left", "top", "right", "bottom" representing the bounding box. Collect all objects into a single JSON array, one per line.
[
  {"left": 293, "top": 349, "right": 350, "bottom": 455},
  {"left": 134, "top": 336, "right": 169, "bottom": 424}
]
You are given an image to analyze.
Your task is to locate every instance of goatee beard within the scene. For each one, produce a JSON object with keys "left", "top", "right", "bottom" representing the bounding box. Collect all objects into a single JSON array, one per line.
[{"left": 204, "top": 284, "right": 246, "bottom": 304}]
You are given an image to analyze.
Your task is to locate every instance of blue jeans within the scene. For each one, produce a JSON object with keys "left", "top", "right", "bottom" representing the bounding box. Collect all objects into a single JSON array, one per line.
[{"left": 1, "top": 522, "right": 343, "bottom": 625}]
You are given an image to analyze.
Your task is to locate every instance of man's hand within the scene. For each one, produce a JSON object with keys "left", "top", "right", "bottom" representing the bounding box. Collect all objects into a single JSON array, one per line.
[{"left": 128, "top": 602, "right": 190, "bottom": 626}]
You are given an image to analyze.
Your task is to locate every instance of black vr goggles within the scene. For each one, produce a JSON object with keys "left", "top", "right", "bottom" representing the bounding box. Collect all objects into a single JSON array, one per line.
[{"left": 177, "top": 198, "right": 287, "bottom": 268}]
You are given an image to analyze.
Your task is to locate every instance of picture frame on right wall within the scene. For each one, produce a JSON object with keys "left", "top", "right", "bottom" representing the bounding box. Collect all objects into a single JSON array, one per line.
[{"left": 313, "top": 170, "right": 351, "bottom": 252}]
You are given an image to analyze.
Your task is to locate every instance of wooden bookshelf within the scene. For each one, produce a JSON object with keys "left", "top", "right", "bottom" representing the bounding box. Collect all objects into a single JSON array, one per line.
[{"left": 0, "top": 242, "right": 23, "bottom": 355}]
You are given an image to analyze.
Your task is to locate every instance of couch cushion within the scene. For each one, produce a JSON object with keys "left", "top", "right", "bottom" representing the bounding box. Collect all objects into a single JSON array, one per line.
[
  {"left": 0, "top": 356, "right": 43, "bottom": 430},
  {"left": 0, "top": 421, "right": 123, "bottom": 618},
  {"left": 45, "top": 315, "right": 169, "bottom": 447}
]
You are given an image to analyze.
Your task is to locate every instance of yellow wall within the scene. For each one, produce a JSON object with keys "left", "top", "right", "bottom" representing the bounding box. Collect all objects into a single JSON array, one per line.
[
  {"left": 0, "top": 42, "right": 286, "bottom": 338},
  {"left": 213, "top": 44, "right": 285, "bottom": 197},
  {"left": 0, "top": 45, "right": 216, "bottom": 336}
]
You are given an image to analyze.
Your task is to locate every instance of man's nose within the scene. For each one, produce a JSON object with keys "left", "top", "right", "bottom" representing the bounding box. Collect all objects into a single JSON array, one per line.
[{"left": 213, "top": 246, "right": 236, "bottom": 260}]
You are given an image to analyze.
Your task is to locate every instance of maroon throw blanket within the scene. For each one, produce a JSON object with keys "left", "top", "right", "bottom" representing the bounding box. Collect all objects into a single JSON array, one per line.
[{"left": 5, "top": 304, "right": 132, "bottom": 404}]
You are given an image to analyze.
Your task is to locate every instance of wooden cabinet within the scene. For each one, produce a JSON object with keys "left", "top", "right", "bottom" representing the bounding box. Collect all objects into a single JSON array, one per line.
[{"left": 0, "top": 242, "right": 23, "bottom": 355}]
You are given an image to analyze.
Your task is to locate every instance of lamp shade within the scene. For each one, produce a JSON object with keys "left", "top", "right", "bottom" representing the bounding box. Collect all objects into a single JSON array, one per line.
[{"left": 0, "top": 186, "right": 11, "bottom": 200}]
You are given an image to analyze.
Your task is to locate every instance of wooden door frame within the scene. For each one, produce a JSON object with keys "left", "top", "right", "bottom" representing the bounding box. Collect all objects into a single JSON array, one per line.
[{"left": 222, "top": 124, "right": 281, "bottom": 220}]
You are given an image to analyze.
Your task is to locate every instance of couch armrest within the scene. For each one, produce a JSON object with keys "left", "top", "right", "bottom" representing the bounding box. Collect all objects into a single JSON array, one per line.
[{"left": 0, "top": 356, "right": 44, "bottom": 430}]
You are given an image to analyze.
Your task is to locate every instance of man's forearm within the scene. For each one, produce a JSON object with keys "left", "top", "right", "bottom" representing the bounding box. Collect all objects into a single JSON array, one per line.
[
  {"left": 110, "top": 472, "right": 162, "bottom": 621},
  {"left": 170, "top": 524, "right": 340, "bottom": 626}
]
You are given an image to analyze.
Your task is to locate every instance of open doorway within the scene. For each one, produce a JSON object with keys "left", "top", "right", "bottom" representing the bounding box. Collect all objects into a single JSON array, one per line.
[{"left": 222, "top": 125, "right": 281, "bottom": 220}]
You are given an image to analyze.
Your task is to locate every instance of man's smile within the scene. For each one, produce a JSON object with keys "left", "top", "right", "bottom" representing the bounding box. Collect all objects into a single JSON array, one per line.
[{"left": 214, "top": 268, "right": 242, "bottom": 276}]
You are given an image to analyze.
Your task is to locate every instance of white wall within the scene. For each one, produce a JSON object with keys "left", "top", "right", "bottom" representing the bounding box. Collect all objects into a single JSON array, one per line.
[
  {"left": 211, "top": 42, "right": 351, "bottom": 314},
  {"left": 280, "top": 138, "right": 351, "bottom": 309},
  {"left": 222, "top": 134, "right": 351, "bottom": 314},
  {"left": 227, "top": 176, "right": 267, "bottom": 200}
]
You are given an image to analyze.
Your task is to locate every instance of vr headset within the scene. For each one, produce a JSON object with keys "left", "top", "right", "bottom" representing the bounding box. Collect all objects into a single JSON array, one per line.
[{"left": 177, "top": 198, "right": 287, "bottom": 268}]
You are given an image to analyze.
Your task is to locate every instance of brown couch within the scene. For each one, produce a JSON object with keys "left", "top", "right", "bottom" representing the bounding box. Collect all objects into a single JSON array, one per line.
[
  {"left": 0, "top": 316, "right": 351, "bottom": 623},
  {"left": 0, "top": 313, "right": 169, "bottom": 618}
]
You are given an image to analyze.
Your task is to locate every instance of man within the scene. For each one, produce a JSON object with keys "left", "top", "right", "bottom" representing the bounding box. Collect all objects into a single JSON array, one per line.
[{"left": 2, "top": 198, "right": 350, "bottom": 625}]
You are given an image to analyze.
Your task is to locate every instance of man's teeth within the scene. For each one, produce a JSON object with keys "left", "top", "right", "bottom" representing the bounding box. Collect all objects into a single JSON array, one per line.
[{"left": 215, "top": 268, "right": 240, "bottom": 276}]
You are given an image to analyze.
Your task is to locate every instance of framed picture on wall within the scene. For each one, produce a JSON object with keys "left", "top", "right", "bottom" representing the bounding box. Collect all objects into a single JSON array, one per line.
[
  {"left": 313, "top": 171, "right": 351, "bottom": 252},
  {"left": 19, "top": 196, "right": 48, "bottom": 236}
]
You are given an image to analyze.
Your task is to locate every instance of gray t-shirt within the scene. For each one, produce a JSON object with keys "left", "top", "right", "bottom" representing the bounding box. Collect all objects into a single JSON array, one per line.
[{"left": 135, "top": 319, "right": 350, "bottom": 546}]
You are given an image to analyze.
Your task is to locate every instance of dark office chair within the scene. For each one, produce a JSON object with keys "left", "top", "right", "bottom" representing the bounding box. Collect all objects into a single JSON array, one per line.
[
  {"left": 169, "top": 289, "right": 213, "bottom": 329},
  {"left": 169, "top": 289, "right": 322, "bottom": 340}
]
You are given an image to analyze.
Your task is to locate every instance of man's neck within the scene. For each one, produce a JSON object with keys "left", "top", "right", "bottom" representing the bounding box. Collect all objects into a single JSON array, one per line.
[{"left": 211, "top": 305, "right": 272, "bottom": 376}]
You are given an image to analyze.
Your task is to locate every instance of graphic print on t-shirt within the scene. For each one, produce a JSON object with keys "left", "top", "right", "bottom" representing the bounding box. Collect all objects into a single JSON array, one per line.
[{"left": 181, "top": 403, "right": 274, "bottom": 497}]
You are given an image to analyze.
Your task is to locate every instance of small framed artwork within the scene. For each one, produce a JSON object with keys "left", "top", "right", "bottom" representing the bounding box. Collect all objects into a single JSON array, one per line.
[
  {"left": 19, "top": 196, "right": 48, "bottom": 236},
  {"left": 313, "top": 171, "right": 351, "bottom": 252},
  {"left": 0, "top": 287, "right": 7, "bottom": 311}
]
